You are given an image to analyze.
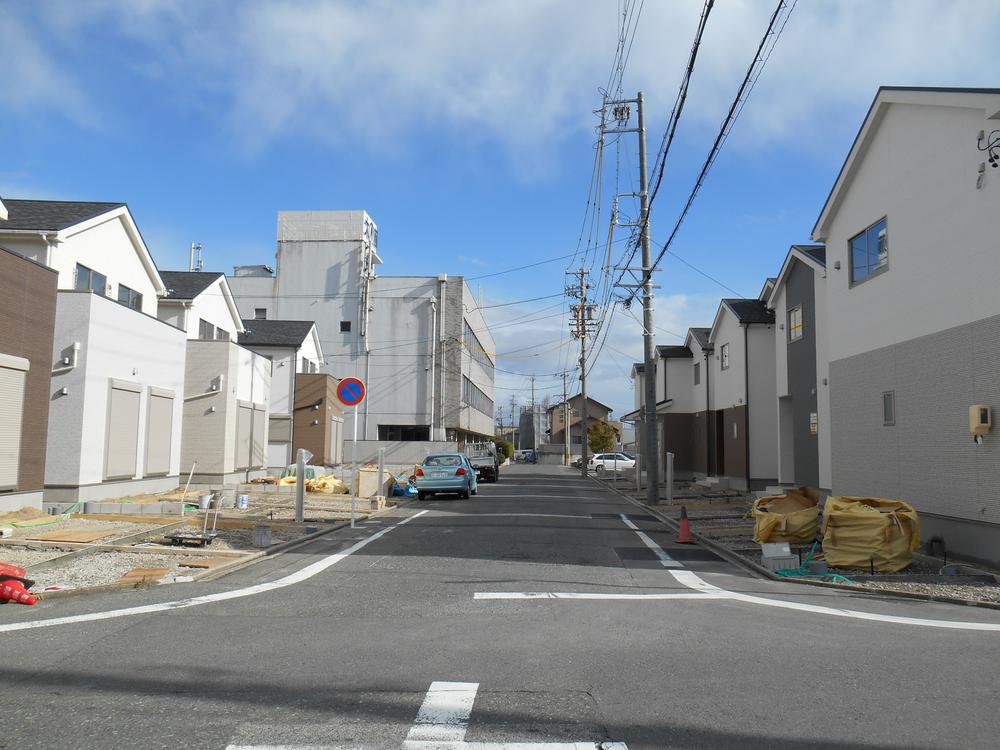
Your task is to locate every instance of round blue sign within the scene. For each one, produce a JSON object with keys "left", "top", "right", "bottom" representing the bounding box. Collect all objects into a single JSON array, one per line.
[{"left": 337, "top": 377, "right": 366, "bottom": 406}]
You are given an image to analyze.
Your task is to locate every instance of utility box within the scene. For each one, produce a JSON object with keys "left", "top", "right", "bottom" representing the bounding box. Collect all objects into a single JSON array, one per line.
[
  {"left": 969, "top": 405, "right": 992, "bottom": 436},
  {"left": 761, "top": 541, "right": 797, "bottom": 571}
]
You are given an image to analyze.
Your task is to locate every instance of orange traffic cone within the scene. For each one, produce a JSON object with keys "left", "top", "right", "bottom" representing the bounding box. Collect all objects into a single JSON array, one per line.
[
  {"left": 0, "top": 578, "right": 37, "bottom": 605},
  {"left": 677, "top": 506, "right": 694, "bottom": 544}
]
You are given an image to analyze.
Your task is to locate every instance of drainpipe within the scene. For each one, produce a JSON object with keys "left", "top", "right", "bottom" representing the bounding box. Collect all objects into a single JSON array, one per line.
[
  {"left": 51, "top": 341, "right": 81, "bottom": 375},
  {"left": 438, "top": 275, "right": 447, "bottom": 442},
  {"left": 743, "top": 324, "right": 751, "bottom": 493},
  {"left": 704, "top": 349, "right": 711, "bottom": 475},
  {"left": 429, "top": 295, "right": 437, "bottom": 437}
]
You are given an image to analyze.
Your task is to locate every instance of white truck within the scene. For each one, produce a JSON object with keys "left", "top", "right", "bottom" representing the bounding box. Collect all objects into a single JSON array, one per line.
[{"left": 464, "top": 442, "right": 500, "bottom": 483}]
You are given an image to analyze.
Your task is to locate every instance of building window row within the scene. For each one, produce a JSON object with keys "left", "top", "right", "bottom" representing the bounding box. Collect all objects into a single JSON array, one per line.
[
  {"left": 199, "top": 318, "right": 229, "bottom": 341},
  {"left": 850, "top": 217, "right": 888, "bottom": 284},
  {"left": 463, "top": 320, "right": 495, "bottom": 380},
  {"left": 77, "top": 263, "right": 145, "bottom": 311},
  {"left": 462, "top": 375, "right": 494, "bottom": 417}
]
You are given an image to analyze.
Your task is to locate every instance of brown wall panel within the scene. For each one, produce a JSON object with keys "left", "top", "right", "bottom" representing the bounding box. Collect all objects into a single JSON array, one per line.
[{"left": 722, "top": 405, "right": 748, "bottom": 483}]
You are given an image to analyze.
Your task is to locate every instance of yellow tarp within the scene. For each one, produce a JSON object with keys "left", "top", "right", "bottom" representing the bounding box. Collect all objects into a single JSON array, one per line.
[
  {"left": 821, "top": 496, "right": 920, "bottom": 572},
  {"left": 752, "top": 487, "right": 820, "bottom": 544},
  {"left": 306, "top": 475, "right": 348, "bottom": 494}
]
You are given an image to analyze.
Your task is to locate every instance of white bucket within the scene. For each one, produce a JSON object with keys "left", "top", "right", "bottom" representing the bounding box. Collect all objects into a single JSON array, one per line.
[
  {"left": 199, "top": 493, "right": 212, "bottom": 509},
  {"left": 237, "top": 494, "right": 249, "bottom": 510}
]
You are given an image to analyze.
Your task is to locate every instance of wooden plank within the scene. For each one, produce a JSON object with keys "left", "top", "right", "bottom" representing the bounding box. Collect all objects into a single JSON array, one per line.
[
  {"left": 118, "top": 567, "right": 170, "bottom": 584},
  {"left": 28, "top": 529, "right": 116, "bottom": 543},
  {"left": 178, "top": 557, "right": 231, "bottom": 569}
]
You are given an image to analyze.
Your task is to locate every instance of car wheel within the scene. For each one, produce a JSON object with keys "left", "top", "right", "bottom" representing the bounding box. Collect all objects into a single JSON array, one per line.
[
  {"left": 595, "top": 465, "right": 606, "bottom": 474},
  {"left": 459, "top": 490, "right": 469, "bottom": 499},
  {"left": 471, "top": 485, "right": 478, "bottom": 496},
  {"left": 418, "top": 491, "right": 428, "bottom": 501}
]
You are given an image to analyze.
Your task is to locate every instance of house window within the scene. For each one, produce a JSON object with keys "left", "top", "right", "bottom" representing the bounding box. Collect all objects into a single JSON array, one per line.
[
  {"left": 254, "top": 308, "right": 267, "bottom": 320},
  {"left": 788, "top": 305, "right": 803, "bottom": 342},
  {"left": 461, "top": 375, "right": 494, "bottom": 417},
  {"left": 75, "top": 264, "right": 107, "bottom": 296},
  {"left": 850, "top": 217, "right": 888, "bottom": 284},
  {"left": 693, "top": 362, "right": 700, "bottom": 385},
  {"left": 198, "top": 319, "right": 215, "bottom": 340},
  {"left": 215, "top": 327, "right": 229, "bottom": 341},
  {"left": 377, "top": 425, "right": 430, "bottom": 441},
  {"left": 883, "top": 391, "right": 895, "bottom": 426},
  {"left": 340, "top": 321, "right": 352, "bottom": 332},
  {"left": 720, "top": 343, "right": 730, "bottom": 370},
  {"left": 116, "top": 284, "right": 143, "bottom": 311}
]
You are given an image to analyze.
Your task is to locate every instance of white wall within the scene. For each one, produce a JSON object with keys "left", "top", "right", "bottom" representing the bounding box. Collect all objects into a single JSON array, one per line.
[
  {"left": 187, "top": 277, "right": 241, "bottom": 341},
  {"left": 814, "top": 271, "right": 832, "bottom": 490},
  {"left": 688, "top": 337, "right": 712, "bottom": 414},
  {"left": 747, "top": 324, "right": 778, "bottom": 480},
  {"left": 235, "top": 345, "right": 271, "bottom": 407},
  {"left": 711, "top": 310, "right": 746, "bottom": 410},
  {"left": 823, "top": 101, "right": 1000, "bottom": 362},
  {"left": 664, "top": 357, "right": 695, "bottom": 412},
  {"left": 46, "top": 291, "right": 186, "bottom": 486}
]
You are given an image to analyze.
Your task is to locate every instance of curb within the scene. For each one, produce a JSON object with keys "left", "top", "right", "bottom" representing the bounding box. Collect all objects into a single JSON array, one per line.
[
  {"left": 592, "top": 477, "right": 1000, "bottom": 613},
  {"left": 32, "top": 500, "right": 416, "bottom": 600}
]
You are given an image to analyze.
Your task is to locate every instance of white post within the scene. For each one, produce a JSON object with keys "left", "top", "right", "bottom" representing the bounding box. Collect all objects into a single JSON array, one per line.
[
  {"left": 665, "top": 452, "right": 674, "bottom": 505},
  {"left": 377, "top": 446, "right": 386, "bottom": 507},
  {"left": 351, "top": 403, "right": 359, "bottom": 528},
  {"left": 295, "top": 449, "right": 306, "bottom": 523}
]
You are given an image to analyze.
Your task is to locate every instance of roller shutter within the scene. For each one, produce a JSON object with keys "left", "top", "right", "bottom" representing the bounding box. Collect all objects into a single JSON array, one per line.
[
  {"left": 252, "top": 406, "right": 266, "bottom": 467},
  {"left": 145, "top": 391, "right": 174, "bottom": 476},
  {"left": 235, "top": 403, "right": 252, "bottom": 470},
  {"left": 106, "top": 382, "right": 141, "bottom": 479},
  {"left": 0, "top": 357, "right": 28, "bottom": 490}
]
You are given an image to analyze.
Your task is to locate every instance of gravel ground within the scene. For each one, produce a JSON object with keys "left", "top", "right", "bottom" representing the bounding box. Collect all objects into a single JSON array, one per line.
[
  {"left": 209, "top": 526, "right": 311, "bottom": 550},
  {"left": 847, "top": 579, "right": 1000, "bottom": 603},
  {"left": 10, "top": 518, "right": 173, "bottom": 542},
  {"left": 0, "top": 546, "right": 75, "bottom": 567},
  {"left": 29, "top": 551, "right": 198, "bottom": 590}
]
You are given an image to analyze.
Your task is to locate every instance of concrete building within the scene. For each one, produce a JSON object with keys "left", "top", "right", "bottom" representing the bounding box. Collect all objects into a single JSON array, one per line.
[
  {"left": 236, "top": 319, "right": 328, "bottom": 472},
  {"left": 767, "top": 245, "right": 830, "bottom": 493},
  {"left": 707, "top": 294, "right": 778, "bottom": 491},
  {"left": 228, "top": 211, "right": 496, "bottom": 459},
  {"left": 0, "top": 199, "right": 186, "bottom": 502},
  {"left": 0, "top": 245, "right": 58, "bottom": 511},
  {"left": 811, "top": 86, "right": 1000, "bottom": 564}
]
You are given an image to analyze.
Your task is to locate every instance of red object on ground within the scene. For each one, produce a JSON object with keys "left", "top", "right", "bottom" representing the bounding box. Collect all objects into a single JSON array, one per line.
[
  {"left": 0, "top": 562, "right": 28, "bottom": 580},
  {"left": 677, "top": 506, "right": 694, "bottom": 544},
  {"left": 0, "top": 577, "right": 37, "bottom": 605}
]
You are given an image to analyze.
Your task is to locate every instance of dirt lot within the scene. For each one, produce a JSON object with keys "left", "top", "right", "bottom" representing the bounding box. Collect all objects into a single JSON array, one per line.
[{"left": 29, "top": 551, "right": 203, "bottom": 590}]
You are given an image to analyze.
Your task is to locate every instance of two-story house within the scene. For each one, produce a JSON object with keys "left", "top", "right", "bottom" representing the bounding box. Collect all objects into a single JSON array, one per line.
[
  {"left": 0, "top": 199, "right": 186, "bottom": 504},
  {"left": 812, "top": 86, "right": 1000, "bottom": 564}
]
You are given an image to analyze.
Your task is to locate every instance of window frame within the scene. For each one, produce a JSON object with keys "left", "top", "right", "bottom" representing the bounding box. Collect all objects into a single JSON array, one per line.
[
  {"left": 720, "top": 343, "right": 730, "bottom": 371},
  {"left": 340, "top": 320, "right": 352, "bottom": 332},
  {"left": 254, "top": 308, "right": 267, "bottom": 320},
  {"left": 787, "top": 305, "right": 803, "bottom": 342},
  {"left": 116, "top": 284, "right": 143, "bottom": 311},
  {"left": 693, "top": 362, "right": 700, "bottom": 386},
  {"left": 849, "top": 217, "right": 889, "bottom": 287},
  {"left": 883, "top": 391, "right": 895, "bottom": 426},
  {"left": 75, "top": 263, "right": 107, "bottom": 296},
  {"left": 198, "top": 318, "right": 215, "bottom": 340}
]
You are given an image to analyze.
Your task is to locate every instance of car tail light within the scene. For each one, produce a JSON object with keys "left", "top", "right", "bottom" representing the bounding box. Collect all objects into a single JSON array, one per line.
[
  {"left": 455, "top": 467, "right": 466, "bottom": 476},
  {"left": 415, "top": 467, "right": 424, "bottom": 477}
]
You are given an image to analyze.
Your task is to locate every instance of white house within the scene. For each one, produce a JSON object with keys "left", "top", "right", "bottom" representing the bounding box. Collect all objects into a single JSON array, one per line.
[
  {"left": 237, "top": 319, "right": 324, "bottom": 472},
  {"left": 811, "top": 86, "right": 1000, "bottom": 565},
  {"left": 0, "top": 200, "right": 186, "bottom": 503}
]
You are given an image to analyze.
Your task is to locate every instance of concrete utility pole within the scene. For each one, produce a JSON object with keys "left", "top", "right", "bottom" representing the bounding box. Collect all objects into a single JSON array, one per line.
[
  {"left": 604, "top": 91, "right": 660, "bottom": 504},
  {"left": 562, "top": 371, "right": 570, "bottom": 466},
  {"left": 530, "top": 376, "right": 536, "bottom": 451},
  {"left": 567, "top": 268, "right": 593, "bottom": 478}
]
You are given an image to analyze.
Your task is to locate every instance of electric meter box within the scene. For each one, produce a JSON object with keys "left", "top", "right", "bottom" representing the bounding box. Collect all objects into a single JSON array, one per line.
[{"left": 969, "top": 405, "right": 992, "bottom": 436}]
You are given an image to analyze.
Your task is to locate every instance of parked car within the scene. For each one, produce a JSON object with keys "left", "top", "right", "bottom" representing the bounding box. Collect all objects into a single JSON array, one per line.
[
  {"left": 415, "top": 453, "right": 479, "bottom": 500},
  {"left": 587, "top": 452, "right": 636, "bottom": 474},
  {"left": 465, "top": 441, "right": 499, "bottom": 483}
]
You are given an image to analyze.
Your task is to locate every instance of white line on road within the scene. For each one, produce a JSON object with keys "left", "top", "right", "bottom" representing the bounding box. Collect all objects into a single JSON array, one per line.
[
  {"left": 405, "top": 681, "right": 479, "bottom": 742},
  {"left": 0, "top": 510, "right": 429, "bottom": 634},
  {"left": 618, "top": 514, "right": 682, "bottom": 568},
  {"left": 475, "top": 495, "right": 602, "bottom": 500},
  {"left": 448, "top": 513, "right": 594, "bottom": 520},
  {"left": 475, "top": 592, "right": 727, "bottom": 600}
]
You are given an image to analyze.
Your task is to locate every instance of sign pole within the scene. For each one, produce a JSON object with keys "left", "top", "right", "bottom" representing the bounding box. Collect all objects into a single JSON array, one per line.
[{"left": 351, "top": 402, "right": 358, "bottom": 528}]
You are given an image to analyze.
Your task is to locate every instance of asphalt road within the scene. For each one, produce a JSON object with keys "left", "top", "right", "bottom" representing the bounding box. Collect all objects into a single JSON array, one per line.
[{"left": 3, "top": 464, "right": 1000, "bottom": 750}]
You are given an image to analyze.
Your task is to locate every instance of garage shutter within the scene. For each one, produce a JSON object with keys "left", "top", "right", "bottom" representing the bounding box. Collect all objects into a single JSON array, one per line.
[
  {"left": 269, "top": 416, "right": 291, "bottom": 443},
  {"left": 252, "top": 407, "right": 266, "bottom": 467},
  {"left": 234, "top": 403, "right": 252, "bottom": 470},
  {"left": 0, "top": 358, "right": 28, "bottom": 489},
  {"left": 145, "top": 391, "right": 173, "bottom": 476},
  {"left": 106, "top": 382, "right": 141, "bottom": 479}
]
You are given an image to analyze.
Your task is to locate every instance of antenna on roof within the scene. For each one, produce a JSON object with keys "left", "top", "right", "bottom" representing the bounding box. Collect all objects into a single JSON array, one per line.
[{"left": 189, "top": 242, "right": 203, "bottom": 272}]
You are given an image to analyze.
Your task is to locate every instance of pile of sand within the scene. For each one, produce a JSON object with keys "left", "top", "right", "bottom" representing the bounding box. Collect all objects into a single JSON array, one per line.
[{"left": 0, "top": 507, "right": 48, "bottom": 524}]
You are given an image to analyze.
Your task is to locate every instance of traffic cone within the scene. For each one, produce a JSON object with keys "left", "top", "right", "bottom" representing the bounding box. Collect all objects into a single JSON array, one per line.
[
  {"left": 0, "top": 577, "right": 37, "bottom": 605},
  {"left": 677, "top": 506, "right": 694, "bottom": 544}
]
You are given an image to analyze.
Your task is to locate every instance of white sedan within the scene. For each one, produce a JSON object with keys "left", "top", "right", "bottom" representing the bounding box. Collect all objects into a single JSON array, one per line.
[{"left": 587, "top": 452, "right": 636, "bottom": 473}]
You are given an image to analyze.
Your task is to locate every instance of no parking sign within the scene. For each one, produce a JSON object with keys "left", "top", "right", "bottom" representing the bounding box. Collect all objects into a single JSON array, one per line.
[{"left": 337, "top": 377, "right": 366, "bottom": 407}]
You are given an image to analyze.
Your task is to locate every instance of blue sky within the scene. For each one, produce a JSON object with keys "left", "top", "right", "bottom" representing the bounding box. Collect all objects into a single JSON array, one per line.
[{"left": 3, "top": 0, "right": 999, "bottom": 420}]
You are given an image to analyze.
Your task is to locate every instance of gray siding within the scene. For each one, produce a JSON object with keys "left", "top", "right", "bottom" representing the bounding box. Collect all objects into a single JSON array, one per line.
[
  {"left": 785, "top": 259, "right": 820, "bottom": 488},
  {"left": 831, "top": 312, "right": 1000, "bottom": 538}
]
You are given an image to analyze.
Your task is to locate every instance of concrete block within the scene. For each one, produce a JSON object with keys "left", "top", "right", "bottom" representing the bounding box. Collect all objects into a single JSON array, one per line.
[{"left": 762, "top": 554, "right": 799, "bottom": 572}]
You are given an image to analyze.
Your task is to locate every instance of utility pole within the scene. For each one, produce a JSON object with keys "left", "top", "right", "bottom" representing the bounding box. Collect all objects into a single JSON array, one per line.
[
  {"left": 561, "top": 371, "right": 570, "bottom": 466},
  {"left": 605, "top": 91, "right": 660, "bottom": 504},
  {"left": 530, "top": 375, "right": 536, "bottom": 451},
  {"left": 567, "top": 268, "right": 594, "bottom": 478},
  {"left": 509, "top": 394, "right": 517, "bottom": 448}
]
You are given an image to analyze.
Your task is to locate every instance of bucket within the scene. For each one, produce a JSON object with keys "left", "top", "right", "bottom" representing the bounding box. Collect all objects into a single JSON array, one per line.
[
  {"left": 198, "top": 493, "right": 212, "bottom": 509},
  {"left": 237, "top": 494, "right": 249, "bottom": 510}
]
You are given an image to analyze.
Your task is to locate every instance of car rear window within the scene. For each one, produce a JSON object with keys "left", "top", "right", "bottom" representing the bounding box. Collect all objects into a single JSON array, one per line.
[{"left": 425, "top": 455, "right": 462, "bottom": 466}]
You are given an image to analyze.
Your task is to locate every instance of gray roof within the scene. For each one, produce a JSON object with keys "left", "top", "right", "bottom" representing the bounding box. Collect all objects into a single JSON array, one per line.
[
  {"left": 656, "top": 345, "right": 692, "bottom": 359},
  {"left": 238, "top": 320, "right": 315, "bottom": 347},
  {"left": 0, "top": 199, "right": 124, "bottom": 231},
  {"left": 723, "top": 299, "right": 775, "bottom": 325},
  {"left": 794, "top": 244, "right": 826, "bottom": 266},
  {"left": 633, "top": 362, "right": 645, "bottom": 373},
  {"left": 160, "top": 271, "right": 224, "bottom": 300},
  {"left": 689, "top": 327, "right": 712, "bottom": 349}
]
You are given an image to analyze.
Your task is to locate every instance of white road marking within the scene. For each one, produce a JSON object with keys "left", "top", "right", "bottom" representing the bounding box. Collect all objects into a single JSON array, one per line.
[
  {"left": 0, "top": 510, "right": 429, "bottom": 634},
  {"left": 474, "top": 495, "right": 600, "bottom": 500},
  {"left": 618, "top": 514, "right": 682, "bottom": 568},
  {"left": 403, "top": 742, "right": 626, "bottom": 749},
  {"left": 475, "top": 592, "right": 727, "bottom": 600},
  {"left": 449, "top": 513, "right": 593, "bottom": 520},
  {"left": 405, "top": 681, "right": 479, "bottom": 742}
]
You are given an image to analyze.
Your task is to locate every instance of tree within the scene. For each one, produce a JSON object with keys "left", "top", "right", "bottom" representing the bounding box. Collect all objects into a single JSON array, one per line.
[
  {"left": 494, "top": 439, "right": 514, "bottom": 462},
  {"left": 588, "top": 419, "right": 616, "bottom": 453}
]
